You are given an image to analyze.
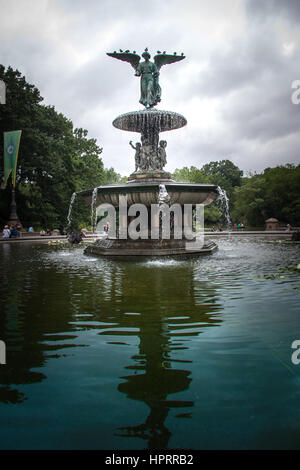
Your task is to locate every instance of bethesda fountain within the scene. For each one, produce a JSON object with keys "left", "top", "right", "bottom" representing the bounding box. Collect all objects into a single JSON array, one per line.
[{"left": 80, "top": 48, "right": 218, "bottom": 257}]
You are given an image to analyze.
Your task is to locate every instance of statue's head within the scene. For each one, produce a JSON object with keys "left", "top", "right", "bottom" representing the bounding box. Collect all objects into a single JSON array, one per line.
[{"left": 142, "top": 50, "right": 151, "bottom": 60}]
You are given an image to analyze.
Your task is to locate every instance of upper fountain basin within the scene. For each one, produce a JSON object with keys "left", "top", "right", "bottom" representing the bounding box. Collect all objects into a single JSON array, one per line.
[{"left": 113, "top": 109, "right": 187, "bottom": 133}]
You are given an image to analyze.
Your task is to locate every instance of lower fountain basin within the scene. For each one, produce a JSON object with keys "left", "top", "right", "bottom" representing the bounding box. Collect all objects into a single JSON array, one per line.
[{"left": 84, "top": 237, "right": 218, "bottom": 258}]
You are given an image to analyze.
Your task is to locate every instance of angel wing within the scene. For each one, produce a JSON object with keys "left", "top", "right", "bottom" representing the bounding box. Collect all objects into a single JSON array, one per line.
[
  {"left": 106, "top": 51, "right": 141, "bottom": 71},
  {"left": 154, "top": 53, "right": 185, "bottom": 71}
]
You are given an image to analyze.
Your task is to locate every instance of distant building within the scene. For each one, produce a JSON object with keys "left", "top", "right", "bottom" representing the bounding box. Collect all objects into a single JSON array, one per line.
[{"left": 265, "top": 218, "right": 279, "bottom": 231}]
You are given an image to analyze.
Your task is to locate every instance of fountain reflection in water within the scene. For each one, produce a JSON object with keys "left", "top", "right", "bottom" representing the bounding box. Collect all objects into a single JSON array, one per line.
[{"left": 1, "top": 236, "right": 300, "bottom": 449}]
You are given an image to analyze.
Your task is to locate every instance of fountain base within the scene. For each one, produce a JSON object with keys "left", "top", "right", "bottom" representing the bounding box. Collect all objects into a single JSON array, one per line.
[
  {"left": 80, "top": 181, "right": 219, "bottom": 258},
  {"left": 84, "top": 237, "right": 218, "bottom": 258}
]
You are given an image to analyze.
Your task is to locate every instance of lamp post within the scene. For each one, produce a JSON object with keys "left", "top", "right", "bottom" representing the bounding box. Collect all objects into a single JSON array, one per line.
[{"left": 7, "top": 186, "right": 22, "bottom": 228}]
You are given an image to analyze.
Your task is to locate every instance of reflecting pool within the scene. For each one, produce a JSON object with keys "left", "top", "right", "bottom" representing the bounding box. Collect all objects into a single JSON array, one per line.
[{"left": 0, "top": 237, "right": 299, "bottom": 450}]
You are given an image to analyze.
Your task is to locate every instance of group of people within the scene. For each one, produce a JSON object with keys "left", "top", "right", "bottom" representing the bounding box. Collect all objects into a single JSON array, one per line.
[
  {"left": 2, "top": 223, "right": 22, "bottom": 238},
  {"left": 234, "top": 223, "right": 245, "bottom": 230},
  {"left": 39, "top": 229, "right": 51, "bottom": 236},
  {"left": 1, "top": 224, "right": 53, "bottom": 239}
]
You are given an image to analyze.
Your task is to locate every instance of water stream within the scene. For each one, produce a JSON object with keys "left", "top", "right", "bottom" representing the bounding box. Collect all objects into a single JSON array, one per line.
[
  {"left": 158, "top": 184, "right": 170, "bottom": 204},
  {"left": 216, "top": 186, "right": 231, "bottom": 228},
  {"left": 66, "top": 192, "right": 77, "bottom": 230},
  {"left": 91, "top": 187, "right": 98, "bottom": 232}
]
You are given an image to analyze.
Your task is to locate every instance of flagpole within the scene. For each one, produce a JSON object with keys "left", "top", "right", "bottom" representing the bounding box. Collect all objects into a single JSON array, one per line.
[{"left": 3, "top": 130, "right": 23, "bottom": 229}]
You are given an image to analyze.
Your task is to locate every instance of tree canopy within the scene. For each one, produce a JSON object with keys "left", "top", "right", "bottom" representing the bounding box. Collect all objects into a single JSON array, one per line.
[
  {"left": 173, "top": 160, "right": 243, "bottom": 226},
  {"left": 174, "top": 161, "right": 300, "bottom": 228},
  {"left": 232, "top": 165, "right": 300, "bottom": 227}
]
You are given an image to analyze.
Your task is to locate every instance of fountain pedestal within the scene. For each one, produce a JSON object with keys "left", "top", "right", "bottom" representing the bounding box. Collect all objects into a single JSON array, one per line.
[{"left": 128, "top": 170, "right": 173, "bottom": 183}]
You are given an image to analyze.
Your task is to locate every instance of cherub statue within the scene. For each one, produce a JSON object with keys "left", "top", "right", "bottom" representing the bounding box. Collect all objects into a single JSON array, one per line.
[
  {"left": 157, "top": 140, "right": 167, "bottom": 170},
  {"left": 129, "top": 141, "right": 142, "bottom": 171},
  {"left": 139, "top": 135, "right": 155, "bottom": 171},
  {"left": 107, "top": 48, "right": 185, "bottom": 109}
]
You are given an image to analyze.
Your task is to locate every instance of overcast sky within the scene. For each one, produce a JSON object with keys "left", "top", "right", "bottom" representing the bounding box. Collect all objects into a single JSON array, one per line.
[{"left": 1, "top": 0, "right": 300, "bottom": 177}]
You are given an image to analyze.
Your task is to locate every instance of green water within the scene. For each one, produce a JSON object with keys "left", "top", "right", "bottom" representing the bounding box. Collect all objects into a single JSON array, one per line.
[{"left": 0, "top": 237, "right": 300, "bottom": 450}]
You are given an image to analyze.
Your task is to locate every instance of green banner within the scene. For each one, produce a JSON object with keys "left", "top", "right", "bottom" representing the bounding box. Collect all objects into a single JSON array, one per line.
[{"left": 3, "top": 130, "right": 22, "bottom": 188}]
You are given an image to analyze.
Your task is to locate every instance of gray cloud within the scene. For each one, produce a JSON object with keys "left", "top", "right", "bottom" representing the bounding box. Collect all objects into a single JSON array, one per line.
[{"left": 246, "top": 0, "right": 300, "bottom": 23}]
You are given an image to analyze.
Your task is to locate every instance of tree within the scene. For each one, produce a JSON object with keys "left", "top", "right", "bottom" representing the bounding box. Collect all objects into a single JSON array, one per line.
[
  {"left": 102, "top": 167, "right": 124, "bottom": 184},
  {"left": 231, "top": 164, "right": 300, "bottom": 227},
  {"left": 173, "top": 161, "right": 244, "bottom": 227},
  {"left": 173, "top": 166, "right": 210, "bottom": 184},
  {"left": 201, "top": 160, "right": 243, "bottom": 200},
  {"left": 231, "top": 175, "right": 266, "bottom": 227}
]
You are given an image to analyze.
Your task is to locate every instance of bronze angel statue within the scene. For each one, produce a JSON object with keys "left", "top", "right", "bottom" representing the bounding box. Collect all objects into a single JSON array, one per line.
[{"left": 107, "top": 48, "right": 185, "bottom": 108}]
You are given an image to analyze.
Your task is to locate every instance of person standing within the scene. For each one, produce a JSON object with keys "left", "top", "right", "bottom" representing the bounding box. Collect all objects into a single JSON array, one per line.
[
  {"left": 10, "top": 226, "right": 18, "bottom": 238},
  {"left": 2, "top": 225, "right": 10, "bottom": 238}
]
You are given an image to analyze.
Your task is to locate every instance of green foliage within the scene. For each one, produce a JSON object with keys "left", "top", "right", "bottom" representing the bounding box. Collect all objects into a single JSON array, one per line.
[
  {"left": 173, "top": 166, "right": 211, "bottom": 184},
  {"left": 233, "top": 165, "right": 300, "bottom": 226},
  {"left": 202, "top": 160, "right": 243, "bottom": 187},
  {"left": 173, "top": 160, "right": 242, "bottom": 226},
  {"left": 0, "top": 65, "right": 109, "bottom": 230},
  {"left": 201, "top": 160, "right": 243, "bottom": 205},
  {"left": 203, "top": 205, "right": 222, "bottom": 226},
  {"left": 174, "top": 161, "right": 300, "bottom": 228},
  {"left": 231, "top": 175, "right": 266, "bottom": 226},
  {"left": 102, "top": 167, "right": 124, "bottom": 184}
]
